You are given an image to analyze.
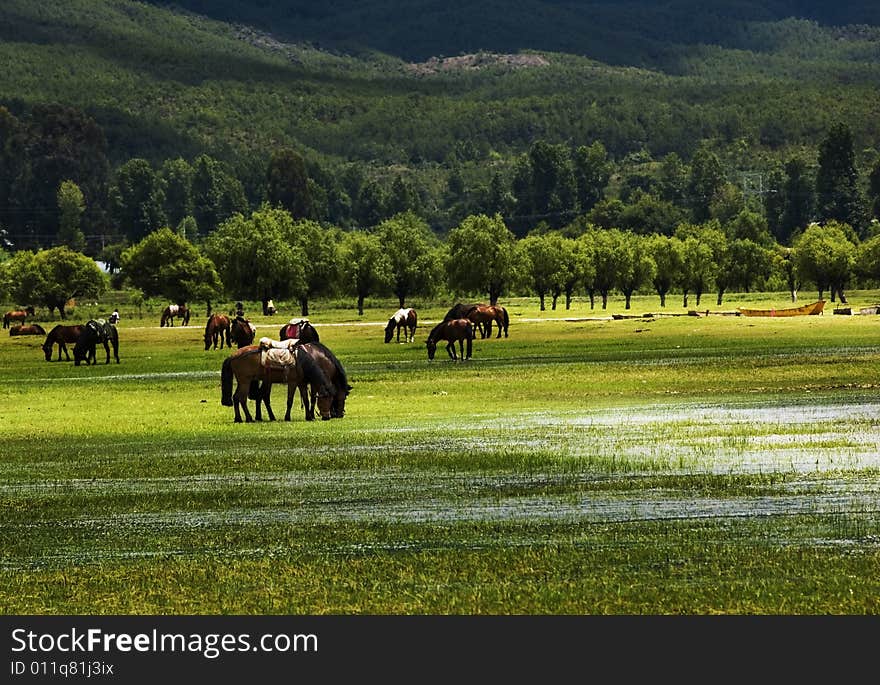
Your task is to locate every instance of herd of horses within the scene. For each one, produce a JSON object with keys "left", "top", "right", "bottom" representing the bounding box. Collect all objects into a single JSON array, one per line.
[
  {"left": 11, "top": 299, "right": 511, "bottom": 423},
  {"left": 40, "top": 320, "right": 119, "bottom": 365}
]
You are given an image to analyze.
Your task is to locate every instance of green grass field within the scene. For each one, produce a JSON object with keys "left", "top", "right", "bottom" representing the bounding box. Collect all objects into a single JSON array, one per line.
[{"left": 2, "top": 293, "right": 880, "bottom": 614}]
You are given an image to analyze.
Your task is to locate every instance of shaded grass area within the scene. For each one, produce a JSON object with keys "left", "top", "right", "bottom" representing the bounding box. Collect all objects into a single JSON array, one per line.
[
  {"left": 3, "top": 518, "right": 879, "bottom": 614},
  {"left": 2, "top": 305, "right": 880, "bottom": 613}
]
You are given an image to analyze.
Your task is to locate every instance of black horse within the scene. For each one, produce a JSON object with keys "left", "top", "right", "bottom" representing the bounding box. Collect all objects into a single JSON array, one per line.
[
  {"left": 73, "top": 319, "right": 120, "bottom": 366},
  {"left": 279, "top": 318, "right": 320, "bottom": 344}
]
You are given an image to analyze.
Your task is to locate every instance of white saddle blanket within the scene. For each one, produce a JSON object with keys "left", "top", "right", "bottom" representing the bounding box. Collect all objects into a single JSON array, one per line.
[{"left": 259, "top": 337, "right": 299, "bottom": 368}]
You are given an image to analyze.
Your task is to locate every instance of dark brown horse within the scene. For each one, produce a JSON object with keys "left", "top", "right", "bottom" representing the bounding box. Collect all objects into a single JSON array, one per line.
[
  {"left": 279, "top": 318, "right": 320, "bottom": 343},
  {"left": 230, "top": 316, "right": 256, "bottom": 348},
  {"left": 9, "top": 323, "right": 45, "bottom": 336},
  {"left": 3, "top": 305, "right": 34, "bottom": 328},
  {"left": 294, "top": 342, "right": 352, "bottom": 420},
  {"left": 204, "top": 313, "right": 231, "bottom": 350},
  {"left": 384, "top": 307, "right": 418, "bottom": 343},
  {"left": 426, "top": 318, "right": 473, "bottom": 361},
  {"left": 42, "top": 324, "right": 84, "bottom": 361},
  {"left": 467, "top": 304, "right": 509, "bottom": 339},
  {"left": 73, "top": 319, "right": 120, "bottom": 366},
  {"left": 160, "top": 303, "right": 190, "bottom": 327},
  {"left": 220, "top": 344, "right": 333, "bottom": 423}
]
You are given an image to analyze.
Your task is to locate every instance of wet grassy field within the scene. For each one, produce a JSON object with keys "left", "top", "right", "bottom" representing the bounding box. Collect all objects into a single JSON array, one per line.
[{"left": 2, "top": 294, "right": 880, "bottom": 614}]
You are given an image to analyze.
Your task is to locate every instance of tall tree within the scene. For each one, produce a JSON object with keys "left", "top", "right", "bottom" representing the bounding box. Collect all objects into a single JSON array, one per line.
[
  {"left": 56, "top": 180, "right": 86, "bottom": 253},
  {"left": 615, "top": 232, "right": 656, "bottom": 310},
  {"left": 338, "top": 230, "right": 391, "bottom": 315},
  {"left": 376, "top": 211, "right": 443, "bottom": 307},
  {"left": 646, "top": 234, "right": 683, "bottom": 307},
  {"left": 266, "top": 147, "right": 313, "bottom": 220},
  {"left": 780, "top": 158, "right": 814, "bottom": 244},
  {"left": 446, "top": 213, "right": 519, "bottom": 305},
  {"left": 192, "top": 155, "right": 248, "bottom": 235},
  {"left": 109, "top": 159, "right": 166, "bottom": 241},
  {"left": 204, "top": 205, "right": 305, "bottom": 313},
  {"left": 121, "top": 227, "right": 222, "bottom": 307},
  {"left": 284, "top": 219, "right": 341, "bottom": 317},
  {"left": 573, "top": 141, "right": 611, "bottom": 214},
  {"left": 792, "top": 221, "right": 857, "bottom": 303},
  {"left": 868, "top": 157, "right": 880, "bottom": 222},
  {"left": 816, "top": 123, "right": 866, "bottom": 234},
  {"left": 160, "top": 158, "right": 195, "bottom": 230},
  {"left": 687, "top": 144, "right": 726, "bottom": 223},
  {"left": 517, "top": 232, "right": 567, "bottom": 311}
]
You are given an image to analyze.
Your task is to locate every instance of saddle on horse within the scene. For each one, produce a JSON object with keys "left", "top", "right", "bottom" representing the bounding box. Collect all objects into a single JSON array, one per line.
[{"left": 258, "top": 336, "right": 299, "bottom": 371}]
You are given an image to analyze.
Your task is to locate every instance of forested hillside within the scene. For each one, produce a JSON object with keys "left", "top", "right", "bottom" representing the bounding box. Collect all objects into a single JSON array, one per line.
[{"left": 0, "top": 0, "right": 879, "bottom": 251}]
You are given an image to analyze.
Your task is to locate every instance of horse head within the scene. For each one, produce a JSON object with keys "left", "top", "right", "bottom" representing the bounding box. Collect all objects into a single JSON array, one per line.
[
  {"left": 425, "top": 336, "right": 437, "bottom": 360},
  {"left": 384, "top": 318, "right": 396, "bottom": 343},
  {"left": 314, "top": 388, "right": 334, "bottom": 420}
]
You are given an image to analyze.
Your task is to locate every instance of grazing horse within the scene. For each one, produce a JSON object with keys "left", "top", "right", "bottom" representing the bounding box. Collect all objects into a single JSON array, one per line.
[
  {"left": 384, "top": 307, "right": 418, "bottom": 343},
  {"left": 279, "top": 318, "right": 320, "bottom": 344},
  {"left": 230, "top": 316, "right": 256, "bottom": 348},
  {"left": 42, "top": 324, "right": 83, "bottom": 361},
  {"left": 204, "top": 313, "right": 231, "bottom": 350},
  {"left": 467, "top": 304, "right": 510, "bottom": 339},
  {"left": 3, "top": 305, "right": 34, "bottom": 329},
  {"left": 9, "top": 323, "right": 45, "bottom": 336},
  {"left": 220, "top": 344, "right": 333, "bottom": 423},
  {"left": 295, "top": 342, "right": 352, "bottom": 420},
  {"left": 73, "top": 319, "right": 120, "bottom": 366},
  {"left": 160, "top": 303, "right": 190, "bottom": 327},
  {"left": 426, "top": 318, "right": 473, "bottom": 361}
]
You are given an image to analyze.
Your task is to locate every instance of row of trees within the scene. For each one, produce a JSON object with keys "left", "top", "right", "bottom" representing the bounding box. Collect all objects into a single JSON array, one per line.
[
  {"left": 3, "top": 103, "right": 880, "bottom": 256},
  {"left": 4, "top": 206, "right": 880, "bottom": 320}
]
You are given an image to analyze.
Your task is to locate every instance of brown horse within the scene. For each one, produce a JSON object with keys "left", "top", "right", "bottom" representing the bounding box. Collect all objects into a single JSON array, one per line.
[
  {"left": 42, "top": 324, "right": 83, "bottom": 361},
  {"left": 9, "top": 323, "right": 45, "bottom": 336},
  {"left": 294, "top": 342, "right": 352, "bottom": 420},
  {"left": 426, "top": 318, "right": 473, "bottom": 361},
  {"left": 220, "top": 344, "right": 333, "bottom": 423},
  {"left": 467, "top": 304, "right": 509, "bottom": 339},
  {"left": 384, "top": 307, "right": 418, "bottom": 343},
  {"left": 230, "top": 316, "right": 256, "bottom": 348},
  {"left": 3, "top": 305, "right": 34, "bottom": 329},
  {"left": 279, "top": 318, "right": 320, "bottom": 343},
  {"left": 204, "top": 313, "right": 231, "bottom": 350},
  {"left": 160, "top": 303, "right": 190, "bottom": 327}
]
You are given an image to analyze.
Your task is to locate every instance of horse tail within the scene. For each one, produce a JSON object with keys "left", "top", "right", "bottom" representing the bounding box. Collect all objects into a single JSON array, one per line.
[
  {"left": 220, "top": 357, "right": 234, "bottom": 406},
  {"left": 502, "top": 306, "right": 509, "bottom": 333},
  {"left": 466, "top": 324, "right": 473, "bottom": 358}
]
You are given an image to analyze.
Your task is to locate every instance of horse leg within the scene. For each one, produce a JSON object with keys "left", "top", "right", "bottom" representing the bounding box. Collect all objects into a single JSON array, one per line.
[
  {"left": 300, "top": 382, "right": 315, "bottom": 421},
  {"left": 237, "top": 385, "right": 254, "bottom": 423},
  {"left": 103, "top": 341, "right": 110, "bottom": 364},
  {"left": 447, "top": 341, "right": 456, "bottom": 360},
  {"left": 284, "top": 383, "right": 295, "bottom": 421},
  {"left": 259, "top": 381, "right": 277, "bottom": 422}
]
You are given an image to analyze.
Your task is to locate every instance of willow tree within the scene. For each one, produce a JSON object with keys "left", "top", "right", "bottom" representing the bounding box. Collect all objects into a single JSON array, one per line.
[{"left": 445, "top": 213, "right": 520, "bottom": 305}]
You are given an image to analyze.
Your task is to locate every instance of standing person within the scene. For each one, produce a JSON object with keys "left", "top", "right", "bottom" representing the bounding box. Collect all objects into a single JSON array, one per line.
[{"left": 109, "top": 309, "right": 120, "bottom": 324}]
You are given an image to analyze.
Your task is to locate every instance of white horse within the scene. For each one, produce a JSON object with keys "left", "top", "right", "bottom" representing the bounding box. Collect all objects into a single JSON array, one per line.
[{"left": 384, "top": 307, "right": 417, "bottom": 343}]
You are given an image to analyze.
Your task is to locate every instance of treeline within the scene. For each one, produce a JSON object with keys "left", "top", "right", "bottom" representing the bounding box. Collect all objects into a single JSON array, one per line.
[
  {"left": 2, "top": 102, "right": 879, "bottom": 257},
  {"left": 3, "top": 204, "right": 880, "bottom": 323}
]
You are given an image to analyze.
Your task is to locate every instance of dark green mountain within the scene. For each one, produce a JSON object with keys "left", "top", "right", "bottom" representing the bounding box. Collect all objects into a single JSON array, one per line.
[{"left": 1, "top": 0, "right": 878, "bottom": 242}]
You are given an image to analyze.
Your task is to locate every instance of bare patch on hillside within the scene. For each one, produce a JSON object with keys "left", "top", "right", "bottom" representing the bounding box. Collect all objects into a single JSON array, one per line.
[{"left": 406, "top": 52, "right": 550, "bottom": 75}]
